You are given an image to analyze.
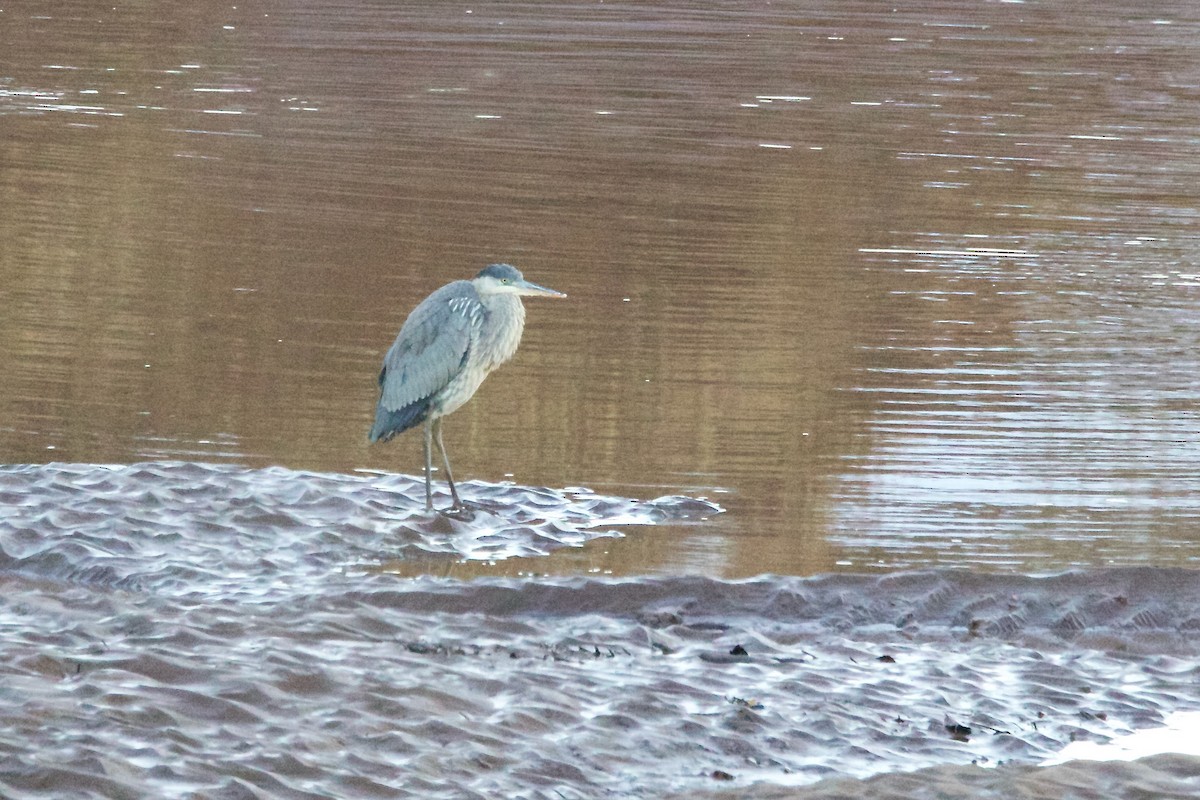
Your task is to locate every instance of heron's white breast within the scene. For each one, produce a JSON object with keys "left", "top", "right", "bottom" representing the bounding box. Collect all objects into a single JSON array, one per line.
[
  {"left": 476, "top": 294, "right": 526, "bottom": 371},
  {"left": 431, "top": 294, "right": 525, "bottom": 417}
]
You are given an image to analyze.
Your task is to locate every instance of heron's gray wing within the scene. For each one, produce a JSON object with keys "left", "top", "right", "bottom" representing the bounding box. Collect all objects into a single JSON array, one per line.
[{"left": 378, "top": 281, "right": 483, "bottom": 414}]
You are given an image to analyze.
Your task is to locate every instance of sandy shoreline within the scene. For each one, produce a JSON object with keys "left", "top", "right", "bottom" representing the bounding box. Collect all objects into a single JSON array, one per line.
[
  {"left": 4, "top": 462, "right": 1200, "bottom": 797},
  {"left": 679, "top": 753, "right": 1200, "bottom": 799},
  {"left": 3, "top": 561, "right": 1200, "bottom": 798}
]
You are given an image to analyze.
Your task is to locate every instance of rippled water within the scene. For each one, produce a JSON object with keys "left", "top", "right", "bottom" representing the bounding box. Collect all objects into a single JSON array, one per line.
[
  {"left": 4, "top": 1, "right": 1200, "bottom": 797},
  {"left": 4, "top": 1, "right": 1200, "bottom": 576}
]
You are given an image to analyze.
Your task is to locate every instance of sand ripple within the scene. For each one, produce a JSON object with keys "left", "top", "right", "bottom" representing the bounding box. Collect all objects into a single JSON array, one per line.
[
  {"left": 0, "top": 461, "right": 719, "bottom": 599},
  {"left": 2, "top": 462, "right": 1199, "bottom": 798}
]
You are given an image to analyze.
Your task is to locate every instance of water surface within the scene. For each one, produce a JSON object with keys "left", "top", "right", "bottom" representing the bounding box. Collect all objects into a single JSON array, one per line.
[
  {"left": 5, "top": 3, "right": 1200, "bottom": 797},
  {"left": 4, "top": 0, "right": 1200, "bottom": 576}
]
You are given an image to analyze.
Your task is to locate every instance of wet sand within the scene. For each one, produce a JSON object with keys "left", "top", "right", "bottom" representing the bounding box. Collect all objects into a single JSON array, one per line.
[
  {"left": 683, "top": 755, "right": 1200, "bottom": 799},
  {"left": 3, "top": 463, "right": 1200, "bottom": 798}
]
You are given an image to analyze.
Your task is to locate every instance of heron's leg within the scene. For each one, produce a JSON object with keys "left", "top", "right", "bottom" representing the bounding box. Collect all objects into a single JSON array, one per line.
[
  {"left": 422, "top": 417, "right": 434, "bottom": 511},
  {"left": 432, "top": 417, "right": 462, "bottom": 509}
]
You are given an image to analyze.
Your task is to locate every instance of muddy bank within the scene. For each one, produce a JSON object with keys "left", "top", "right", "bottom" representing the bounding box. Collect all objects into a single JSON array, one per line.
[
  {"left": 679, "top": 754, "right": 1200, "bottom": 799},
  {"left": 0, "top": 461, "right": 720, "bottom": 593},
  {"left": 4, "top": 464, "right": 1200, "bottom": 797},
  {"left": 3, "top": 536, "right": 1200, "bottom": 797}
]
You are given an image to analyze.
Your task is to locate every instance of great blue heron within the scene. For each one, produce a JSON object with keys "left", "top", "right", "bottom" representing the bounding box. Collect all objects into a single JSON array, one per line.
[{"left": 369, "top": 263, "right": 566, "bottom": 511}]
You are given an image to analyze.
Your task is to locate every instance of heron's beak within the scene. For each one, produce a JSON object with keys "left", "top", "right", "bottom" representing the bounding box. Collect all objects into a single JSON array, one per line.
[{"left": 516, "top": 279, "right": 567, "bottom": 298}]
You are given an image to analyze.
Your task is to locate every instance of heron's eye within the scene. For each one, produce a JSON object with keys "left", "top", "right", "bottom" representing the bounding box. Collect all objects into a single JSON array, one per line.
[{"left": 501, "top": 278, "right": 510, "bottom": 284}]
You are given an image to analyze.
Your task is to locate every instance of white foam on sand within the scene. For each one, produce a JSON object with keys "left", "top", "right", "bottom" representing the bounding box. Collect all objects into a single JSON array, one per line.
[{"left": 1041, "top": 710, "right": 1200, "bottom": 765}]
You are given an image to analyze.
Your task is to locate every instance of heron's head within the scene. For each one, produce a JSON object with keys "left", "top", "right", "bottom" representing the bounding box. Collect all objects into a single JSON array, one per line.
[{"left": 473, "top": 263, "right": 566, "bottom": 298}]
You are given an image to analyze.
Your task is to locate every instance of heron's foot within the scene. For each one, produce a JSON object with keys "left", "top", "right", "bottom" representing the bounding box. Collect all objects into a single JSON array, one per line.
[{"left": 438, "top": 500, "right": 481, "bottom": 521}]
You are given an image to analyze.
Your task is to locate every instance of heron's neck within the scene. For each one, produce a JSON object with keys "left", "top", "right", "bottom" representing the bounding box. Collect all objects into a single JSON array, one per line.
[
  {"left": 479, "top": 293, "right": 526, "bottom": 367},
  {"left": 481, "top": 292, "right": 525, "bottom": 319}
]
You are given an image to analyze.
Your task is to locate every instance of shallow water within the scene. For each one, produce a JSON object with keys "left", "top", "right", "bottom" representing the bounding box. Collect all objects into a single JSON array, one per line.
[
  {"left": 3, "top": 0, "right": 1200, "bottom": 576},
  {"left": 4, "top": 1, "right": 1200, "bottom": 797}
]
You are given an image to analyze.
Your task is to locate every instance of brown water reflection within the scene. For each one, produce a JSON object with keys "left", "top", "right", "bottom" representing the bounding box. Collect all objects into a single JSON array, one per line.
[{"left": 3, "top": 1, "right": 1200, "bottom": 577}]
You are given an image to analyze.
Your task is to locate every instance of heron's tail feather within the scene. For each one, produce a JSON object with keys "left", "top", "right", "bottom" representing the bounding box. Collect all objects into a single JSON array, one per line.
[{"left": 369, "top": 399, "right": 429, "bottom": 443}]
